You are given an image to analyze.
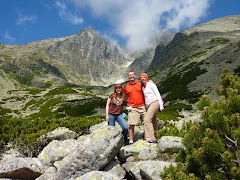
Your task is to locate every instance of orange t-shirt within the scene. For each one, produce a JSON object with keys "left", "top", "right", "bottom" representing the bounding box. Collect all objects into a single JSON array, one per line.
[{"left": 123, "top": 79, "right": 145, "bottom": 108}]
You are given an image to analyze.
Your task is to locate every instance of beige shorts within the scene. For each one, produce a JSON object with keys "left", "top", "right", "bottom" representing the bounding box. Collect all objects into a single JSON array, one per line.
[{"left": 128, "top": 106, "right": 146, "bottom": 125}]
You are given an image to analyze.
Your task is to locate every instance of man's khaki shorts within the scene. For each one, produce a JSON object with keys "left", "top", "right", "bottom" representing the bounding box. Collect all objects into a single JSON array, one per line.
[{"left": 128, "top": 106, "right": 146, "bottom": 125}]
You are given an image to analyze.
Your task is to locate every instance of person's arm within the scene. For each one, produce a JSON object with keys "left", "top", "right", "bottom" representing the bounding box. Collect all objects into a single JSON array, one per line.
[
  {"left": 106, "top": 97, "right": 111, "bottom": 122},
  {"left": 151, "top": 82, "right": 164, "bottom": 111}
]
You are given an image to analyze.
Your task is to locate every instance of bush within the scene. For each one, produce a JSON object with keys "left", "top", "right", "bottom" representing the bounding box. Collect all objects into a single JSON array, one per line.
[
  {"left": 0, "top": 116, "right": 104, "bottom": 157},
  {"left": 161, "top": 68, "right": 240, "bottom": 179}
]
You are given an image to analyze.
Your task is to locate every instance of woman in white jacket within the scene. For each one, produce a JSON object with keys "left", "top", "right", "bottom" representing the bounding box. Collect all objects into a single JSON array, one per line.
[{"left": 140, "top": 73, "right": 164, "bottom": 143}]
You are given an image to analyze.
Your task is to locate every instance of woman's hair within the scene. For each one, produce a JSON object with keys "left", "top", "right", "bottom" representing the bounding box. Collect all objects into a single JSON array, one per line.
[{"left": 113, "top": 84, "right": 125, "bottom": 101}]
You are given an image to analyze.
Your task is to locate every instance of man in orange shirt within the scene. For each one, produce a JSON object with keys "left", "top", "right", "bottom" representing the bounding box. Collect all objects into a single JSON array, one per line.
[{"left": 123, "top": 71, "right": 146, "bottom": 145}]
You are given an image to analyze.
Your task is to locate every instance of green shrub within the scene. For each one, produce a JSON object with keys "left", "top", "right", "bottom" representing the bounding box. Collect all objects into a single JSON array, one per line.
[
  {"left": 58, "top": 98, "right": 106, "bottom": 117},
  {"left": 157, "top": 62, "right": 207, "bottom": 103},
  {"left": 156, "top": 103, "right": 192, "bottom": 121},
  {"left": 211, "top": 37, "right": 230, "bottom": 44},
  {"left": 0, "top": 116, "right": 104, "bottom": 157},
  {"left": 161, "top": 68, "right": 240, "bottom": 179},
  {"left": 44, "top": 86, "right": 77, "bottom": 96}
]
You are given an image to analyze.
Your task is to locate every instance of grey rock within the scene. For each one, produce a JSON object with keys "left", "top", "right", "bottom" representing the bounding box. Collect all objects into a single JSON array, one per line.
[
  {"left": 0, "top": 157, "right": 44, "bottom": 180},
  {"left": 103, "top": 161, "right": 126, "bottom": 180},
  {"left": 90, "top": 121, "right": 143, "bottom": 142},
  {"left": 46, "top": 127, "right": 78, "bottom": 141},
  {"left": 158, "top": 136, "right": 184, "bottom": 153},
  {"left": 76, "top": 171, "right": 121, "bottom": 180},
  {"left": 133, "top": 126, "right": 144, "bottom": 142},
  {"left": 35, "top": 166, "right": 57, "bottom": 180},
  {"left": 122, "top": 160, "right": 176, "bottom": 180},
  {"left": 55, "top": 125, "right": 124, "bottom": 180},
  {"left": 0, "top": 147, "right": 25, "bottom": 161},
  {"left": 118, "top": 140, "right": 158, "bottom": 163},
  {"left": 89, "top": 121, "right": 121, "bottom": 133},
  {"left": 37, "top": 139, "right": 79, "bottom": 166}
]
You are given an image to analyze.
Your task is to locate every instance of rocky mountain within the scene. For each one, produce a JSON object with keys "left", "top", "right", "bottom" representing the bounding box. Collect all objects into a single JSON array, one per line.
[
  {"left": 148, "top": 15, "right": 240, "bottom": 103},
  {"left": 44, "top": 27, "right": 134, "bottom": 86},
  {"left": 0, "top": 27, "right": 133, "bottom": 87}
]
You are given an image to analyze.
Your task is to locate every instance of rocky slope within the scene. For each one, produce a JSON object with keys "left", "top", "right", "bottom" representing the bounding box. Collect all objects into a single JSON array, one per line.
[
  {"left": 0, "top": 27, "right": 133, "bottom": 87},
  {"left": 149, "top": 15, "right": 240, "bottom": 102},
  {"left": 129, "top": 29, "right": 174, "bottom": 75}
]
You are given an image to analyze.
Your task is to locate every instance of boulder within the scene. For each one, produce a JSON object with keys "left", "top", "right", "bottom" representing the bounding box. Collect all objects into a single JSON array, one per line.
[
  {"left": 118, "top": 140, "right": 158, "bottom": 163},
  {"left": 133, "top": 126, "right": 144, "bottom": 142},
  {"left": 37, "top": 139, "right": 79, "bottom": 166},
  {"left": 89, "top": 121, "right": 114, "bottom": 133},
  {"left": 122, "top": 160, "right": 176, "bottom": 180},
  {"left": 76, "top": 171, "right": 121, "bottom": 180},
  {"left": 90, "top": 122, "right": 144, "bottom": 142},
  {"left": 158, "top": 136, "right": 184, "bottom": 153},
  {"left": 46, "top": 127, "right": 78, "bottom": 141},
  {"left": 0, "top": 157, "right": 44, "bottom": 180},
  {"left": 35, "top": 167, "right": 57, "bottom": 180},
  {"left": 55, "top": 125, "right": 124, "bottom": 179},
  {"left": 0, "top": 147, "right": 25, "bottom": 161},
  {"left": 103, "top": 160, "right": 126, "bottom": 179}
]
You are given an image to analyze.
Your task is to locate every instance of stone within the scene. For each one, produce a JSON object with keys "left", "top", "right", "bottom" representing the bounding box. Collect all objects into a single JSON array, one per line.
[
  {"left": 118, "top": 140, "right": 158, "bottom": 163},
  {"left": 0, "top": 157, "right": 44, "bottom": 180},
  {"left": 158, "top": 136, "right": 184, "bottom": 153},
  {"left": 35, "top": 167, "right": 57, "bottom": 180},
  {"left": 46, "top": 127, "right": 78, "bottom": 141},
  {"left": 103, "top": 161, "right": 126, "bottom": 179},
  {"left": 122, "top": 160, "right": 176, "bottom": 180},
  {"left": 55, "top": 125, "right": 124, "bottom": 179},
  {"left": 76, "top": 171, "right": 121, "bottom": 180},
  {"left": 38, "top": 139, "right": 79, "bottom": 166}
]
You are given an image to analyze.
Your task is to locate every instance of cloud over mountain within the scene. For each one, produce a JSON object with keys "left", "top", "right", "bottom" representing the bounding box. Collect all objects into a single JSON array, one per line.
[{"left": 66, "top": 0, "right": 210, "bottom": 52}]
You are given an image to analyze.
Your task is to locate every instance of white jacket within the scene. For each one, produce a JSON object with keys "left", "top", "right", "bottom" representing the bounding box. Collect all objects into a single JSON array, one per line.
[{"left": 142, "top": 82, "right": 164, "bottom": 110}]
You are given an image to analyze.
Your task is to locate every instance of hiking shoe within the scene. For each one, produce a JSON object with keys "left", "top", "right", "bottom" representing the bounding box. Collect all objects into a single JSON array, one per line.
[
  {"left": 147, "top": 140, "right": 157, "bottom": 144},
  {"left": 129, "top": 141, "right": 133, "bottom": 145}
]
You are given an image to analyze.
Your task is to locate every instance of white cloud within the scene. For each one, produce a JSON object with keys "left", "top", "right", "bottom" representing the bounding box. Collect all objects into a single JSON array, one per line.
[
  {"left": 66, "top": 0, "right": 211, "bottom": 52},
  {"left": 17, "top": 14, "right": 37, "bottom": 25},
  {"left": 41, "top": 1, "right": 52, "bottom": 9},
  {"left": 4, "top": 30, "right": 16, "bottom": 42},
  {"left": 55, "top": 1, "right": 83, "bottom": 24}
]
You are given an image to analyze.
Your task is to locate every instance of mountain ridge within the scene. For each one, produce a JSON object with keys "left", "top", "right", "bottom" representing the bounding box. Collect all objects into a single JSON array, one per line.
[{"left": 148, "top": 15, "right": 240, "bottom": 102}]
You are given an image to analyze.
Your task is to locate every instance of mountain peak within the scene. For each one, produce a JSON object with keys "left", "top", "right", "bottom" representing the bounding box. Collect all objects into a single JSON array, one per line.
[
  {"left": 183, "top": 15, "right": 240, "bottom": 35},
  {"left": 77, "top": 27, "right": 97, "bottom": 35}
]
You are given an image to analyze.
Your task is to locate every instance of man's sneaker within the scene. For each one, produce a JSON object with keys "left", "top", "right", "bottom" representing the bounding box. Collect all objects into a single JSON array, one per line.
[{"left": 147, "top": 140, "right": 157, "bottom": 144}]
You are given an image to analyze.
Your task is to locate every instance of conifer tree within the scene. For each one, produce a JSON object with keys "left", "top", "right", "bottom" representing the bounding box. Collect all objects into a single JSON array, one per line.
[{"left": 161, "top": 68, "right": 240, "bottom": 179}]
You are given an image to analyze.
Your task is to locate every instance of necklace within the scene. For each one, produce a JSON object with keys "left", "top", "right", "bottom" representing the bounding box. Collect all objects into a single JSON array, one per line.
[{"left": 114, "top": 96, "right": 122, "bottom": 106}]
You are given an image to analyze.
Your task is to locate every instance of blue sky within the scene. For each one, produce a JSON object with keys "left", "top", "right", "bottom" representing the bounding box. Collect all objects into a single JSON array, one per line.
[{"left": 0, "top": 0, "right": 239, "bottom": 52}]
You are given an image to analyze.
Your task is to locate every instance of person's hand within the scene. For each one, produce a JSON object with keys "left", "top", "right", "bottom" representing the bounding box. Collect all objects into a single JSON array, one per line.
[
  {"left": 160, "top": 108, "right": 164, "bottom": 112},
  {"left": 106, "top": 115, "right": 109, "bottom": 122}
]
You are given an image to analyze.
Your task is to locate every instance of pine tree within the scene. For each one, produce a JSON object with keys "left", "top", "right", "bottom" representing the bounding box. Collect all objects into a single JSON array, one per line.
[{"left": 161, "top": 68, "right": 240, "bottom": 179}]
